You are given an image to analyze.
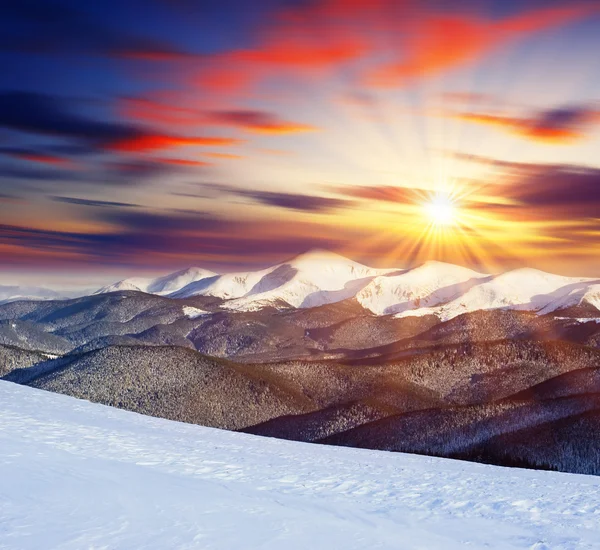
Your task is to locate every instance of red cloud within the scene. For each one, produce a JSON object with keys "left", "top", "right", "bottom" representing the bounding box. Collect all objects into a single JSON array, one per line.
[
  {"left": 156, "top": 158, "right": 212, "bottom": 167},
  {"left": 120, "top": 98, "right": 202, "bottom": 127},
  {"left": 454, "top": 106, "right": 600, "bottom": 144},
  {"left": 105, "top": 134, "right": 242, "bottom": 153},
  {"left": 120, "top": 99, "right": 316, "bottom": 135},
  {"left": 206, "top": 110, "right": 318, "bottom": 134},
  {"left": 190, "top": 0, "right": 384, "bottom": 95},
  {"left": 111, "top": 1, "right": 596, "bottom": 98},
  {"left": 369, "top": 4, "right": 597, "bottom": 86},
  {"left": 15, "top": 152, "right": 75, "bottom": 167}
]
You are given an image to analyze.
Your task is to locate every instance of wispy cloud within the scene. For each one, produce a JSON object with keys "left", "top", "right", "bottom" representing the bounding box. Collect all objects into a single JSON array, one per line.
[
  {"left": 453, "top": 105, "right": 600, "bottom": 143},
  {"left": 206, "top": 110, "right": 318, "bottom": 135},
  {"left": 190, "top": 184, "right": 351, "bottom": 213},
  {"left": 50, "top": 196, "right": 140, "bottom": 209},
  {"left": 368, "top": 4, "right": 597, "bottom": 86},
  {"left": 328, "top": 185, "right": 424, "bottom": 204}
]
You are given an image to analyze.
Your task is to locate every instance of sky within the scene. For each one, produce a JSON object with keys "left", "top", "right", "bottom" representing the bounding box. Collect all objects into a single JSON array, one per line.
[{"left": 1, "top": 0, "right": 600, "bottom": 286}]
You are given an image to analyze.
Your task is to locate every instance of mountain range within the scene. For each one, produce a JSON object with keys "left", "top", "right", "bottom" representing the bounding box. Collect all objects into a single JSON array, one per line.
[
  {"left": 1, "top": 249, "right": 599, "bottom": 476},
  {"left": 70, "top": 249, "right": 600, "bottom": 318}
]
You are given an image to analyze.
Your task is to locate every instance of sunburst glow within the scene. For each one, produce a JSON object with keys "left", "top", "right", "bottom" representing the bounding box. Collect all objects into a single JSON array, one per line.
[{"left": 424, "top": 195, "right": 457, "bottom": 227}]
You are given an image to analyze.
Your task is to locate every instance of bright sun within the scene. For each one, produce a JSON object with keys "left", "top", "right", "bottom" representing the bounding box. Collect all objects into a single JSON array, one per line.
[{"left": 424, "top": 194, "right": 457, "bottom": 227}]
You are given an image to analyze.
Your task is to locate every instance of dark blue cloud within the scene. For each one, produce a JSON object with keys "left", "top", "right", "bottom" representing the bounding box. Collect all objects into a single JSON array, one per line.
[
  {"left": 50, "top": 196, "right": 140, "bottom": 208},
  {"left": 0, "top": 91, "right": 138, "bottom": 144},
  {"left": 192, "top": 184, "right": 352, "bottom": 212},
  {"left": 237, "top": 190, "right": 350, "bottom": 212},
  {"left": 515, "top": 165, "right": 600, "bottom": 214},
  {"left": 0, "top": 215, "right": 343, "bottom": 268}
]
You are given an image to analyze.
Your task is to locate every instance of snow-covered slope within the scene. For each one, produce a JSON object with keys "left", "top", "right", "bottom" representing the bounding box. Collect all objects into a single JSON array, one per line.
[
  {"left": 96, "top": 267, "right": 217, "bottom": 296},
  {"left": 219, "top": 250, "right": 396, "bottom": 311},
  {"left": 396, "top": 268, "right": 597, "bottom": 321},
  {"left": 172, "top": 249, "right": 395, "bottom": 309},
  {"left": 357, "top": 261, "right": 488, "bottom": 315},
  {"left": 172, "top": 264, "right": 277, "bottom": 301},
  {"left": 1, "top": 381, "right": 600, "bottom": 550},
  {"left": 538, "top": 282, "right": 600, "bottom": 314}
]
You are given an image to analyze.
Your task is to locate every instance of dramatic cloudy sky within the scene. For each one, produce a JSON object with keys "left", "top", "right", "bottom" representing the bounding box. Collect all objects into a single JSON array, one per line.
[{"left": 1, "top": 0, "right": 600, "bottom": 285}]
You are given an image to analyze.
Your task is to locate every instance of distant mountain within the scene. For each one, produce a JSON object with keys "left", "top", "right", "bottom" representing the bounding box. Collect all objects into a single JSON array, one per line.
[
  {"left": 92, "top": 249, "right": 600, "bottom": 319},
  {"left": 170, "top": 249, "right": 395, "bottom": 310},
  {"left": 1, "top": 250, "right": 599, "bottom": 477},
  {"left": 96, "top": 267, "right": 217, "bottom": 295},
  {"left": 0, "top": 285, "right": 77, "bottom": 305},
  {"left": 218, "top": 250, "right": 396, "bottom": 311},
  {"left": 401, "top": 268, "right": 597, "bottom": 321},
  {"left": 356, "top": 260, "right": 487, "bottom": 316}
]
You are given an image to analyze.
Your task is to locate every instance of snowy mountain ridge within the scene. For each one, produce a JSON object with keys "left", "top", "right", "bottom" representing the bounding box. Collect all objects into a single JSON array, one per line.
[
  {"left": 96, "top": 250, "right": 599, "bottom": 318},
  {"left": 95, "top": 266, "right": 218, "bottom": 296},
  {"left": 3, "top": 250, "right": 599, "bottom": 318}
]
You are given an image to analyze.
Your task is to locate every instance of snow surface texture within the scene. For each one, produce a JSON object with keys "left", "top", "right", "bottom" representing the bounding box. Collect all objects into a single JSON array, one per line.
[{"left": 1, "top": 381, "right": 600, "bottom": 550}]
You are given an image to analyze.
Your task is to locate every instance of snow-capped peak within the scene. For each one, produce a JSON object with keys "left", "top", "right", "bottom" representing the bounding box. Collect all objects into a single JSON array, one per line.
[
  {"left": 146, "top": 267, "right": 217, "bottom": 295},
  {"left": 357, "top": 261, "right": 488, "bottom": 316},
  {"left": 287, "top": 248, "right": 363, "bottom": 268},
  {"left": 96, "top": 267, "right": 217, "bottom": 296},
  {"left": 92, "top": 252, "right": 600, "bottom": 318},
  {"left": 394, "top": 268, "right": 596, "bottom": 321},
  {"left": 220, "top": 250, "right": 394, "bottom": 310}
]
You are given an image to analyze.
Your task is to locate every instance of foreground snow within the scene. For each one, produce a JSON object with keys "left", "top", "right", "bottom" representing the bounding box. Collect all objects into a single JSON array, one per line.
[{"left": 1, "top": 382, "right": 600, "bottom": 549}]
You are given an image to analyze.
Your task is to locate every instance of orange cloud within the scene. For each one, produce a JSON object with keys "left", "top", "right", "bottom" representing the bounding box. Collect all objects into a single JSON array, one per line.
[
  {"left": 120, "top": 99, "right": 317, "bottom": 136},
  {"left": 113, "top": 1, "right": 596, "bottom": 99},
  {"left": 207, "top": 110, "right": 318, "bottom": 135},
  {"left": 203, "top": 152, "right": 244, "bottom": 160},
  {"left": 454, "top": 106, "right": 600, "bottom": 144},
  {"left": 368, "top": 4, "right": 597, "bottom": 86},
  {"left": 329, "top": 184, "right": 423, "bottom": 204},
  {"left": 106, "top": 134, "right": 242, "bottom": 153},
  {"left": 156, "top": 158, "right": 212, "bottom": 167},
  {"left": 249, "top": 123, "right": 317, "bottom": 135}
]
